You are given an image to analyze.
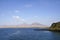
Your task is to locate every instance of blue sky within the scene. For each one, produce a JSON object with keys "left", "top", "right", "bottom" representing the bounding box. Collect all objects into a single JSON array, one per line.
[{"left": 0, "top": 0, "right": 60, "bottom": 26}]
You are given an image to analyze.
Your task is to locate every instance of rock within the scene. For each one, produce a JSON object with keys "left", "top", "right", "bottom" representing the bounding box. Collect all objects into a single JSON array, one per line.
[{"left": 49, "top": 22, "right": 60, "bottom": 31}]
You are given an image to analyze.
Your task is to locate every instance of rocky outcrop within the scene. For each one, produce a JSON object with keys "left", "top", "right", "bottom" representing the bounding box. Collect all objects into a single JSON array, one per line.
[{"left": 49, "top": 22, "right": 60, "bottom": 31}]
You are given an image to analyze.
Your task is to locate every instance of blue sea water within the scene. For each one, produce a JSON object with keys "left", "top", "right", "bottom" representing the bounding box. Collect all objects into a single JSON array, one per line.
[{"left": 0, "top": 28, "right": 60, "bottom": 40}]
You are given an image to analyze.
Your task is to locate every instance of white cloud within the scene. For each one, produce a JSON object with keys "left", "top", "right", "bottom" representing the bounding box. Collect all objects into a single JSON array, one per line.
[
  {"left": 13, "top": 16, "right": 20, "bottom": 19},
  {"left": 15, "top": 10, "right": 20, "bottom": 13},
  {"left": 34, "top": 16, "right": 38, "bottom": 18},
  {"left": 12, "top": 16, "right": 25, "bottom": 22},
  {"left": 24, "top": 4, "right": 32, "bottom": 8},
  {"left": 22, "top": 19, "right": 25, "bottom": 22}
]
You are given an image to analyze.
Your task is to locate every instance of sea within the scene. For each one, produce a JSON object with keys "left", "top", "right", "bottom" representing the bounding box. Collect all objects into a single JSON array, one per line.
[{"left": 0, "top": 28, "right": 60, "bottom": 40}]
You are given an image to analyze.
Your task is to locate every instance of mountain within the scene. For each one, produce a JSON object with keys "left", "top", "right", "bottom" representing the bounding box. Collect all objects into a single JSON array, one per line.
[
  {"left": 31, "top": 22, "right": 47, "bottom": 28},
  {"left": 0, "top": 23, "right": 48, "bottom": 28}
]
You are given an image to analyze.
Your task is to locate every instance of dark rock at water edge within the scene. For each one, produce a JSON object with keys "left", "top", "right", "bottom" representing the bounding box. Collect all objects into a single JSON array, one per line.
[
  {"left": 33, "top": 28, "right": 49, "bottom": 31},
  {"left": 49, "top": 22, "right": 60, "bottom": 31}
]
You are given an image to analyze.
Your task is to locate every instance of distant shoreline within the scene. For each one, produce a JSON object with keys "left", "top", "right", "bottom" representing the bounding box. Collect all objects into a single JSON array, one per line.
[{"left": 0, "top": 26, "right": 49, "bottom": 29}]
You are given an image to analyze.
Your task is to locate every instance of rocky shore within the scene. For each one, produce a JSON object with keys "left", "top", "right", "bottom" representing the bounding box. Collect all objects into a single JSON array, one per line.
[{"left": 49, "top": 22, "right": 60, "bottom": 31}]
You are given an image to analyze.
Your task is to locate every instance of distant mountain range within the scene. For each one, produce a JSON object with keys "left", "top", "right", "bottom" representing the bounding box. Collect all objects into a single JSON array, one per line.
[{"left": 0, "top": 23, "right": 49, "bottom": 28}]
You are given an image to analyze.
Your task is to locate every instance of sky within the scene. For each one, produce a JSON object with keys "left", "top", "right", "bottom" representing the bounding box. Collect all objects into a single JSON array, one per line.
[{"left": 0, "top": 0, "right": 60, "bottom": 26}]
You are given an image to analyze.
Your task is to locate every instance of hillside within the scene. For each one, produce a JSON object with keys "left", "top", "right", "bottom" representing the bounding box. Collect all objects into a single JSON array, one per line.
[
  {"left": 49, "top": 22, "right": 60, "bottom": 31},
  {"left": 0, "top": 23, "right": 48, "bottom": 28}
]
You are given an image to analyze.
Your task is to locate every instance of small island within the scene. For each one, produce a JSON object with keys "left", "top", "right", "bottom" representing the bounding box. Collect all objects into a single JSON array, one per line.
[{"left": 49, "top": 22, "right": 60, "bottom": 31}]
